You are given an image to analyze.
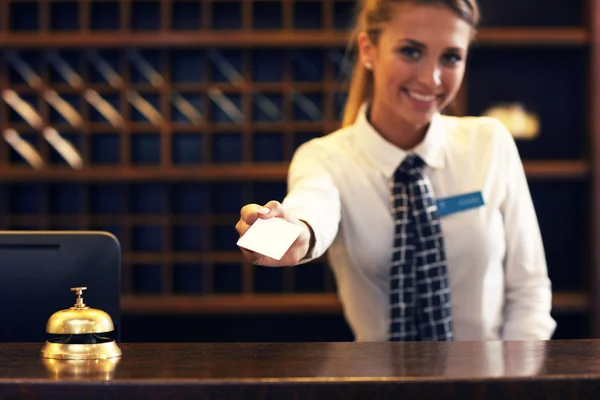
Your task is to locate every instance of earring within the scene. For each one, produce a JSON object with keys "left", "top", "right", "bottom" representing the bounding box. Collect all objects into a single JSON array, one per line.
[{"left": 365, "top": 62, "right": 373, "bottom": 70}]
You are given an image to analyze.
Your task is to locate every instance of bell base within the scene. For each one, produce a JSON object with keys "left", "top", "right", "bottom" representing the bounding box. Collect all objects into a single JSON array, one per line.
[
  {"left": 42, "top": 356, "right": 121, "bottom": 380},
  {"left": 41, "top": 340, "right": 122, "bottom": 360}
]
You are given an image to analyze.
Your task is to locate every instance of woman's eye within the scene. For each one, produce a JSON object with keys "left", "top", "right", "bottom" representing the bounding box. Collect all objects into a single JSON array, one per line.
[
  {"left": 442, "top": 53, "right": 463, "bottom": 65},
  {"left": 399, "top": 46, "right": 421, "bottom": 60}
]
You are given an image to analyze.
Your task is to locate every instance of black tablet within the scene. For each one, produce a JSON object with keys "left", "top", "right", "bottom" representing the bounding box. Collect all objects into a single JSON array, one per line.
[{"left": 0, "top": 231, "right": 121, "bottom": 342}]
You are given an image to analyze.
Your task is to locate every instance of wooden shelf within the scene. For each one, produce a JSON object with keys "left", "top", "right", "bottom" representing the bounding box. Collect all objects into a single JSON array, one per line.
[
  {"left": 474, "top": 28, "right": 589, "bottom": 46},
  {"left": 120, "top": 291, "right": 589, "bottom": 315},
  {"left": 124, "top": 252, "right": 243, "bottom": 265},
  {"left": 1, "top": 122, "right": 341, "bottom": 134},
  {"left": 121, "top": 293, "right": 342, "bottom": 315},
  {"left": 6, "top": 82, "right": 348, "bottom": 94},
  {"left": 523, "top": 160, "right": 589, "bottom": 179},
  {"left": 0, "top": 160, "right": 587, "bottom": 182},
  {"left": 0, "top": 31, "right": 348, "bottom": 48},
  {"left": 552, "top": 291, "right": 590, "bottom": 313},
  {"left": 0, "top": 165, "right": 289, "bottom": 182},
  {"left": 0, "top": 28, "right": 589, "bottom": 48}
]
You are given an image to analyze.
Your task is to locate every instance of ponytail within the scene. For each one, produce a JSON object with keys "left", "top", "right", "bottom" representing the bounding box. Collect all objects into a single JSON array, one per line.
[{"left": 341, "top": 59, "right": 372, "bottom": 128}]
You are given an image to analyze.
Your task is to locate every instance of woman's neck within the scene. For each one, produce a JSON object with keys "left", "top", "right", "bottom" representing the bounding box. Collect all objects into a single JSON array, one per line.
[{"left": 367, "top": 100, "right": 429, "bottom": 150}]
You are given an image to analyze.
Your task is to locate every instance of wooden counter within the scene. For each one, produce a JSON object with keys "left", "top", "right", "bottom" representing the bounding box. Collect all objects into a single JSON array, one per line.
[{"left": 1, "top": 340, "right": 600, "bottom": 399}]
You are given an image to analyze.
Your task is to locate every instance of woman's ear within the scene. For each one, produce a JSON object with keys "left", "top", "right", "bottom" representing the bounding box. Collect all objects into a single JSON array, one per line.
[{"left": 357, "top": 31, "right": 375, "bottom": 70}]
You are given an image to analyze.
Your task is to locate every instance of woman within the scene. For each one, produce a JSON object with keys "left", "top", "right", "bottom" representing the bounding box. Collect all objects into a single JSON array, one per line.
[{"left": 236, "top": 0, "right": 556, "bottom": 342}]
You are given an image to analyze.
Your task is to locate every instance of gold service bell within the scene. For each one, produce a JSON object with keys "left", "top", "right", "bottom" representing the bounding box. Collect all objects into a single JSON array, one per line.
[{"left": 40, "top": 287, "right": 122, "bottom": 360}]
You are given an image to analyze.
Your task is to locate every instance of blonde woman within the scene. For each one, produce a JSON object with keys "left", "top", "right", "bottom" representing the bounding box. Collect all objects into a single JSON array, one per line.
[{"left": 236, "top": 0, "right": 556, "bottom": 342}]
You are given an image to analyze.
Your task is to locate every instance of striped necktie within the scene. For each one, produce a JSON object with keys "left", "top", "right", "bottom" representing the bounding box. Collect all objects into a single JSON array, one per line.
[{"left": 389, "top": 154, "right": 454, "bottom": 341}]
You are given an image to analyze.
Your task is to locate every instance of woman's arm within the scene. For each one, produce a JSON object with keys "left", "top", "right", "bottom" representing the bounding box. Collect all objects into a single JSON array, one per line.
[
  {"left": 282, "top": 141, "right": 342, "bottom": 263},
  {"left": 236, "top": 140, "right": 341, "bottom": 266},
  {"left": 496, "top": 120, "right": 557, "bottom": 340}
]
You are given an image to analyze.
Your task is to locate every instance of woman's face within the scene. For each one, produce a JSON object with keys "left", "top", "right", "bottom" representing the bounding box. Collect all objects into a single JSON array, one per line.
[{"left": 359, "top": 3, "right": 473, "bottom": 129}]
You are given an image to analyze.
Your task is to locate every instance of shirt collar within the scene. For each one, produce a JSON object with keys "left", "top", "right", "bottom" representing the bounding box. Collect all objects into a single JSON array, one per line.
[{"left": 353, "top": 102, "right": 447, "bottom": 178}]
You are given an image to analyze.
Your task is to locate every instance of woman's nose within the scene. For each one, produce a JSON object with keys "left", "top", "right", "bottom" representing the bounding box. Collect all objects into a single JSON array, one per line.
[{"left": 418, "top": 65, "right": 442, "bottom": 90}]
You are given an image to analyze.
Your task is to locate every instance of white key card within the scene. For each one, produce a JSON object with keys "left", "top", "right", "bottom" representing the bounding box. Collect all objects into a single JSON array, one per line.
[{"left": 236, "top": 218, "right": 303, "bottom": 261}]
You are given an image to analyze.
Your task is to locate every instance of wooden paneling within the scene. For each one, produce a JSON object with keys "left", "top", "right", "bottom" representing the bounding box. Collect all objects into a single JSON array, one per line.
[{"left": 0, "top": 0, "right": 597, "bottom": 339}]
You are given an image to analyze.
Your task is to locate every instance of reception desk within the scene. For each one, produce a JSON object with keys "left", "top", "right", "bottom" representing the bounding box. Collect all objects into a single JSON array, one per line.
[{"left": 1, "top": 340, "right": 600, "bottom": 399}]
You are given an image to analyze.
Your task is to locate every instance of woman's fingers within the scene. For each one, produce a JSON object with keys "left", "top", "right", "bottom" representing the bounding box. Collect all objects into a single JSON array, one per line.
[{"left": 236, "top": 200, "right": 309, "bottom": 267}]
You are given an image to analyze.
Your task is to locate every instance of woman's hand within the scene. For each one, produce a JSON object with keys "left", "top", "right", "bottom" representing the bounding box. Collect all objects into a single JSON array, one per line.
[{"left": 236, "top": 200, "right": 313, "bottom": 267}]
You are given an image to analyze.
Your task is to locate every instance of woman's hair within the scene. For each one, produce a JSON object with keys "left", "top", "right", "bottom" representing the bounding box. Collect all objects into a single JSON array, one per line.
[{"left": 340, "top": 0, "right": 481, "bottom": 127}]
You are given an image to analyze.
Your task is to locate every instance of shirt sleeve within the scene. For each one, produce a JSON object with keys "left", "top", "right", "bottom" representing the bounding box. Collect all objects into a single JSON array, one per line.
[
  {"left": 494, "top": 119, "right": 557, "bottom": 340},
  {"left": 281, "top": 141, "right": 341, "bottom": 264}
]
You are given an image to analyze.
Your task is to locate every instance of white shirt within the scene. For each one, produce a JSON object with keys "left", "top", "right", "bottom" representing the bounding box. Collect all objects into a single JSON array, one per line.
[{"left": 282, "top": 103, "right": 556, "bottom": 342}]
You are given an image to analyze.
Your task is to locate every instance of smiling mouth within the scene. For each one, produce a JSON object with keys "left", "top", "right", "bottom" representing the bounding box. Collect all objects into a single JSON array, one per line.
[{"left": 402, "top": 88, "right": 442, "bottom": 108}]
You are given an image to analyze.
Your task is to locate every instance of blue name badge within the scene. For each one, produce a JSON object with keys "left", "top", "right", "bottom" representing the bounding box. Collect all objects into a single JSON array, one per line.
[{"left": 436, "top": 191, "right": 484, "bottom": 217}]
